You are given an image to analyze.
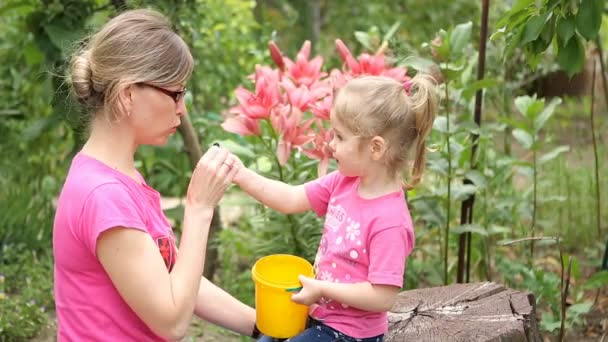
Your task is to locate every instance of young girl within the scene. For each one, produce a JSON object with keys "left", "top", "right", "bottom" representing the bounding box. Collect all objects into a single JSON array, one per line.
[{"left": 232, "top": 75, "right": 438, "bottom": 341}]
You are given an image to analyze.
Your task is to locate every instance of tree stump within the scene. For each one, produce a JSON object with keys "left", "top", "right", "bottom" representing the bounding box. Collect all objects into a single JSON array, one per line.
[{"left": 387, "top": 282, "right": 541, "bottom": 342}]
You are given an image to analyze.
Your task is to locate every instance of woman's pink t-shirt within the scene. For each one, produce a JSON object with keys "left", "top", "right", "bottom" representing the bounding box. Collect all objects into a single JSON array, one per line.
[
  {"left": 305, "top": 171, "right": 414, "bottom": 338},
  {"left": 53, "top": 153, "right": 177, "bottom": 341}
]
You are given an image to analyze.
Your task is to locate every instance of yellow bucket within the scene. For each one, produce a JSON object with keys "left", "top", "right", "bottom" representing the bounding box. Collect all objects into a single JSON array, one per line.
[{"left": 252, "top": 254, "right": 314, "bottom": 339}]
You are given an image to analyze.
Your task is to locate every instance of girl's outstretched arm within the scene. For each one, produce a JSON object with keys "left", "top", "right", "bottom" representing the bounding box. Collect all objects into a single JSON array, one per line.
[{"left": 233, "top": 161, "right": 311, "bottom": 214}]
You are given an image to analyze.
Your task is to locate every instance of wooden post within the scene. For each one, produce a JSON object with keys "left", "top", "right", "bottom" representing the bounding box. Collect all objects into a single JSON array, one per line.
[{"left": 387, "top": 282, "right": 541, "bottom": 342}]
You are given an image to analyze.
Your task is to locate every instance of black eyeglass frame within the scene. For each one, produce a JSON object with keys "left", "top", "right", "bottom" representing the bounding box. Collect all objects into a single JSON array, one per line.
[{"left": 137, "top": 83, "right": 187, "bottom": 103}]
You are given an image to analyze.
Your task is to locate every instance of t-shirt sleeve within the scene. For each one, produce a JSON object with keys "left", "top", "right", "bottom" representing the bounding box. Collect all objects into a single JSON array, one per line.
[
  {"left": 304, "top": 171, "right": 342, "bottom": 217},
  {"left": 367, "top": 225, "right": 414, "bottom": 288},
  {"left": 79, "top": 182, "right": 148, "bottom": 256}
]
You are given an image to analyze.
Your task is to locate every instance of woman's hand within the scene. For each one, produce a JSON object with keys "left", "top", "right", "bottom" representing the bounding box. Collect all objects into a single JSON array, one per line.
[
  {"left": 290, "top": 275, "right": 324, "bottom": 306},
  {"left": 186, "top": 146, "right": 239, "bottom": 209}
]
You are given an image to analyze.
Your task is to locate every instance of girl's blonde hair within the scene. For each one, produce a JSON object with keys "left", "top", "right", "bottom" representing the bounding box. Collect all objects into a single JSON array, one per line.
[
  {"left": 67, "top": 9, "right": 193, "bottom": 121},
  {"left": 333, "top": 75, "right": 438, "bottom": 189}
]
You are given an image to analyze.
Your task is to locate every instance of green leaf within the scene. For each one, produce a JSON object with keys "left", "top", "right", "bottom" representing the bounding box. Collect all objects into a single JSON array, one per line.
[
  {"left": 451, "top": 224, "right": 487, "bottom": 236},
  {"left": 534, "top": 97, "right": 562, "bottom": 132},
  {"left": 43, "top": 22, "right": 82, "bottom": 50},
  {"left": 556, "top": 14, "right": 575, "bottom": 45},
  {"left": 253, "top": 156, "right": 273, "bottom": 173},
  {"left": 521, "top": 11, "right": 551, "bottom": 45},
  {"left": 216, "top": 139, "right": 256, "bottom": 158},
  {"left": 465, "top": 170, "right": 486, "bottom": 189},
  {"left": 583, "top": 271, "right": 608, "bottom": 290},
  {"left": 539, "top": 145, "right": 569, "bottom": 164},
  {"left": 514, "top": 95, "right": 535, "bottom": 117},
  {"left": 567, "top": 302, "right": 593, "bottom": 316},
  {"left": 450, "top": 21, "right": 472, "bottom": 57},
  {"left": 452, "top": 183, "right": 477, "bottom": 200},
  {"left": 513, "top": 129, "right": 533, "bottom": 149},
  {"left": 433, "top": 116, "right": 449, "bottom": 133},
  {"left": 382, "top": 22, "right": 400, "bottom": 42},
  {"left": 488, "top": 225, "right": 511, "bottom": 235},
  {"left": 575, "top": 0, "right": 603, "bottom": 41},
  {"left": 354, "top": 31, "right": 371, "bottom": 50},
  {"left": 557, "top": 34, "right": 585, "bottom": 77},
  {"left": 462, "top": 78, "right": 499, "bottom": 99},
  {"left": 402, "top": 56, "right": 436, "bottom": 73}
]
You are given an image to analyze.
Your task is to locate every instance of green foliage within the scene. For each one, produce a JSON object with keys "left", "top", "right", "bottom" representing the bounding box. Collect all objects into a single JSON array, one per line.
[
  {"left": 0, "top": 244, "right": 54, "bottom": 341},
  {"left": 494, "top": 0, "right": 604, "bottom": 76}
]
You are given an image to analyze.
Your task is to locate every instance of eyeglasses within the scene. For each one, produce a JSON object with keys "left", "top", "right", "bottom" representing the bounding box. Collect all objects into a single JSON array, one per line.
[{"left": 137, "top": 83, "right": 187, "bottom": 104}]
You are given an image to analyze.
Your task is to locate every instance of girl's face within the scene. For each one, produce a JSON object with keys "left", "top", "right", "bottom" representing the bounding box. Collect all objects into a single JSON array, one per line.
[
  {"left": 328, "top": 115, "right": 371, "bottom": 177},
  {"left": 128, "top": 83, "right": 187, "bottom": 146}
]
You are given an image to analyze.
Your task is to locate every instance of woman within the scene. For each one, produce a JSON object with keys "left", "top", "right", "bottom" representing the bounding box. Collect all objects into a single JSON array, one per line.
[{"left": 53, "top": 9, "right": 257, "bottom": 341}]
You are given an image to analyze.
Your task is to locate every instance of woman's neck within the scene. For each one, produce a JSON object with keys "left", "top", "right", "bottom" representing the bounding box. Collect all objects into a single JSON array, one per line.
[
  {"left": 357, "top": 166, "right": 401, "bottom": 199},
  {"left": 80, "top": 116, "right": 139, "bottom": 181}
]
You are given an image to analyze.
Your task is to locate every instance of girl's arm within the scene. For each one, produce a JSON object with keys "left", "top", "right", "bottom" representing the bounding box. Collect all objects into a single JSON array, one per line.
[
  {"left": 234, "top": 166, "right": 311, "bottom": 214},
  {"left": 292, "top": 276, "right": 399, "bottom": 312},
  {"left": 193, "top": 276, "right": 256, "bottom": 336}
]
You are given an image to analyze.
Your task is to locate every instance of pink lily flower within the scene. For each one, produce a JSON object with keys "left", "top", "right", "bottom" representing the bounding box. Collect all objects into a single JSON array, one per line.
[
  {"left": 283, "top": 40, "right": 327, "bottom": 87},
  {"left": 234, "top": 66, "right": 281, "bottom": 119},
  {"left": 221, "top": 114, "right": 260, "bottom": 136},
  {"left": 302, "top": 123, "right": 334, "bottom": 177},
  {"left": 335, "top": 39, "right": 410, "bottom": 83},
  {"left": 281, "top": 78, "right": 330, "bottom": 112},
  {"left": 272, "top": 105, "right": 315, "bottom": 165}
]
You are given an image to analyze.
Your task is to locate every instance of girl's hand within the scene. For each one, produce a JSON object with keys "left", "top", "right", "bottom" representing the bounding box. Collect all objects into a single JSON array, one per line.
[
  {"left": 228, "top": 153, "right": 246, "bottom": 185},
  {"left": 186, "top": 146, "right": 239, "bottom": 209},
  {"left": 290, "top": 275, "right": 323, "bottom": 306}
]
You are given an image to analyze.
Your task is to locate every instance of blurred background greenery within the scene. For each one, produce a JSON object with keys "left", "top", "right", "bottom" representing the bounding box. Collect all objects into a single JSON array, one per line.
[{"left": 0, "top": 0, "right": 607, "bottom": 340}]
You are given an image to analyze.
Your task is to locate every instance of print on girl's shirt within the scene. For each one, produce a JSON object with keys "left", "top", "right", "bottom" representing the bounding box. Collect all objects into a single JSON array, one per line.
[{"left": 156, "top": 236, "right": 176, "bottom": 271}]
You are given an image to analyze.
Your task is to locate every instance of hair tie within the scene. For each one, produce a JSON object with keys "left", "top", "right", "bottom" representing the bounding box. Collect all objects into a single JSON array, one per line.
[{"left": 403, "top": 80, "right": 412, "bottom": 96}]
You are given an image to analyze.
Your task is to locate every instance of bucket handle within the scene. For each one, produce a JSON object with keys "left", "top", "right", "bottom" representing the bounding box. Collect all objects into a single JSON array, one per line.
[{"left": 285, "top": 286, "right": 302, "bottom": 293}]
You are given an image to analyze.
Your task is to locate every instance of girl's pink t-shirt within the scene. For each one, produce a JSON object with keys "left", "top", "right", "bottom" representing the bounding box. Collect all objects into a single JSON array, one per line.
[
  {"left": 53, "top": 153, "right": 177, "bottom": 341},
  {"left": 304, "top": 171, "right": 414, "bottom": 338}
]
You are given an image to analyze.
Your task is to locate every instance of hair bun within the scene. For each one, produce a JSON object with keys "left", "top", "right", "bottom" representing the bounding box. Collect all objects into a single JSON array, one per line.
[{"left": 70, "top": 50, "right": 94, "bottom": 103}]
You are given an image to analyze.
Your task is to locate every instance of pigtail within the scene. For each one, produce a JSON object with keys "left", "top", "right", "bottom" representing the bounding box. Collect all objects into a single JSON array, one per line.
[{"left": 404, "top": 74, "right": 438, "bottom": 189}]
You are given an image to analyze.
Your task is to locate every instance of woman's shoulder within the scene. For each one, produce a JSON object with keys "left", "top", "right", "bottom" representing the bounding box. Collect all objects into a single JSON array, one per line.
[{"left": 60, "top": 154, "right": 138, "bottom": 202}]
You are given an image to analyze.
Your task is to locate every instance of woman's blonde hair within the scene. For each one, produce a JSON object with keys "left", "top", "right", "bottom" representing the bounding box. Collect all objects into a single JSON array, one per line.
[
  {"left": 333, "top": 75, "right": 438, "bottom": 189},
  {"left": 67, "top": 9, "right": 193, "bottom": 121}
]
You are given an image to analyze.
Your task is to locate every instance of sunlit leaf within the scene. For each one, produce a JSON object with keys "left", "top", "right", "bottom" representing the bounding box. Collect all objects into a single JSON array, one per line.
[
  {"left": 512, "top": 129, "right": 533, "bottom": 149},
  {"left": 451, "top": 224, "right": 487, "bottom": 236},
  {"left": 539, "top": 146, "right": 569, "bottom": 164}
]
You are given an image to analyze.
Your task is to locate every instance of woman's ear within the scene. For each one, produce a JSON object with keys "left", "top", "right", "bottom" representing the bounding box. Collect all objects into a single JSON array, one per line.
[
  {"left": 117, "top": 83, "right": 134, "bottom": 118},
  {"left": 369, "top": 136, "right": 387, "bottom": 160}
]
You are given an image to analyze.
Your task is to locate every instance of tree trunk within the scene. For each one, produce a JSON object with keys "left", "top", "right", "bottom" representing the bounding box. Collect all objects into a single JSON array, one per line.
[
  {"left": 178, "top": 114, "right": 221, "bottom": 281},
  {"left": 387, "top": 282, "right": 541, "bottom": 342}
]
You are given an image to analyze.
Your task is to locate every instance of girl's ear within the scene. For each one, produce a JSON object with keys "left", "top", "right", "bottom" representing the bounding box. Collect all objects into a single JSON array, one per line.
[{"left": 369, "top": 136, "right": 387, "bottom": 160}]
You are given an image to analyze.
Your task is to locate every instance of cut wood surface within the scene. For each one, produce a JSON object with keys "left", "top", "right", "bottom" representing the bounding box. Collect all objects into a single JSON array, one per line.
[{"left": 387, "top": 282, "right": 541, "bottom": 342}]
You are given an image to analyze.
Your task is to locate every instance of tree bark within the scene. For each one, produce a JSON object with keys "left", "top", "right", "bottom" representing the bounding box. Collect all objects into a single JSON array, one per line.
[
  {"left": 178, "top": 114, "right": 220, "bottom": 280},
  {"left": 387, "top": 282, "right": 541, "bottom": 342}
]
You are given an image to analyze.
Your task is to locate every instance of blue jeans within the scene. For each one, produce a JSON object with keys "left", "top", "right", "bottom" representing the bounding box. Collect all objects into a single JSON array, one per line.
[{"left": 257, "top": 317, "right": 384, "bottom": 342}]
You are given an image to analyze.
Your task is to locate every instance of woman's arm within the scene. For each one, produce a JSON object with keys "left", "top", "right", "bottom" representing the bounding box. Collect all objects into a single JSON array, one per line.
[
  {"left": 193, "top": 276, "right": 256, "bottom": 336},
  {"left": 97, "top": 208, "right": 213, "bottom": 340},
  {"left": 97, "top": 147, "right": 238, "bottom": 340},
  {"left": 291, "top": 276, "right": 399, "bottom": 312},
  {"left": 234, "top": 166, "right": 310, "bottom": 214}
]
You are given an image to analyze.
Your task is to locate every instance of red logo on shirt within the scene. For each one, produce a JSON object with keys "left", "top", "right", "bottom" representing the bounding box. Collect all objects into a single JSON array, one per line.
[{"left": 156, "top": 236, "right": 176, "bottom": 272}]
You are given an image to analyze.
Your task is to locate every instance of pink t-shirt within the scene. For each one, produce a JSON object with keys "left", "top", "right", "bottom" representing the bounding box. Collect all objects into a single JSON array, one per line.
[
  {"left": 53, "top": 153, "right": 177, "bottom": 341},
  {"left": 305, "top": 171, "right": 414, "bottom": 338}
]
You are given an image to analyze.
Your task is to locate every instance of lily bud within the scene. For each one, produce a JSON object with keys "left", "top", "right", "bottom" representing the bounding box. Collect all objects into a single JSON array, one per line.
[{"left": 268, "top": 41, "right": 285, "bottom": 71}]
